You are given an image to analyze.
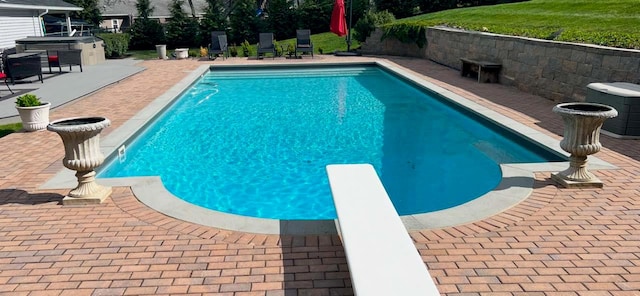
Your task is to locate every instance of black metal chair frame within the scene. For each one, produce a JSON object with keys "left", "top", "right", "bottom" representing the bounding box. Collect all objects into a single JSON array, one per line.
[
  {"left": 208, "top": 31, "right": 229, "bottom": 60},
  {"left": 257, "top": 33, "right": 276, "bottom": 59},
  {"left": 295, "top": 29, "right": 314, "bottom": 58}
]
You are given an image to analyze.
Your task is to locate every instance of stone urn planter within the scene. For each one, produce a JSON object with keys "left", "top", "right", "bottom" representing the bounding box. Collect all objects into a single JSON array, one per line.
[
  {"left": 47, "top": 117, "right": 112, "bottom": 205},
  {"left": 551, "top": 102, "right": 618, "bottom": 188}
]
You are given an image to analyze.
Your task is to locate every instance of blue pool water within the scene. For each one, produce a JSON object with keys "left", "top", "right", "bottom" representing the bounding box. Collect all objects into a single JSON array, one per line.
[{"left": 98, "top": 65, "right": 563, "bottom": 220}]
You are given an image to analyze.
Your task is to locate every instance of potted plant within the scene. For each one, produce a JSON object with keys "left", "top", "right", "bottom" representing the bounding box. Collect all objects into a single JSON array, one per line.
[{"left": 15, "top": 93, "right": 51, "bottom": 132}]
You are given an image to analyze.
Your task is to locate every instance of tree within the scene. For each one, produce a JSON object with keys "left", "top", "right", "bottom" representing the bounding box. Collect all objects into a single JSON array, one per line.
[
  {"left": 266, "top": 0, "right": 296, "bottom": 40},
  {"left": 375, "top": 0, "right": 417, "bottom": 18},
  {"left": 136, "top": 0, "right": 154, "bottom": 18},
  {"left": 128, "top": 0, "right": 166, "bottom": 50},
  {"left": 66, "top": 0, "right": 102, "bottom": 25},
  {"left": 200, "top": 0, "right": 229, "bottom": 46},
  {"left": 417, "top": 0, "right": 456, "bottom": 13},
  {"left": 229, "top": 0, "right": 261, "bottom": 44},
  {"left": 296, "top": 0, "right": 333, "bottom": 36},
  {"left": 166, "top": 0, "right": 200, "bottom": 48},
  {"left": 186, "top": 0, "right": 197, "bottom": 18}
]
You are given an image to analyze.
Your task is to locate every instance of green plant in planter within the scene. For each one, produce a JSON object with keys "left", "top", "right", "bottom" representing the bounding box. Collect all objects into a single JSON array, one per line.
[{"left": 15, "top": 94, "right": 43, "bottom": 107}]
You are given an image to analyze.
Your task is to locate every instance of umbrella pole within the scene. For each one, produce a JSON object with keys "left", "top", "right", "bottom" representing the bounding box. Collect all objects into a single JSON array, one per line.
[{"left": 346, "top": 0, "right": 353, "bottom": 51}]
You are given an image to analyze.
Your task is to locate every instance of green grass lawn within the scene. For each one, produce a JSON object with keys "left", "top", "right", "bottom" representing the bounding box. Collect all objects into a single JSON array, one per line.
[
  {"left": 0, "top": 122, "right": 22, "bottom": 138},
  {"left": 127, "top": 32, "right": 360, "bottom": 60},
  {"left": 392, "top": 0, "right": 640, "bottom": 49}
]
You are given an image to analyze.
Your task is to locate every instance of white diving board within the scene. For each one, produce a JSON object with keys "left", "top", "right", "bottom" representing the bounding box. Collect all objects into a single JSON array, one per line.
[{"left": 326, "top": 164, "right": 441, "bottom": 296}]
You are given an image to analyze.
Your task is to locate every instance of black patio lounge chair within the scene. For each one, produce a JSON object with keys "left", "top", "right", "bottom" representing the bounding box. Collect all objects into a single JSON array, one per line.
[
  {"left": 295, "top": 29, "right": 314, "bottom": 58},
  {"left": 208, "top": 31, "right": 229, "bottom": 60},
  {"left": 257, "top": 33, "right": 276, "bottom": 59}
]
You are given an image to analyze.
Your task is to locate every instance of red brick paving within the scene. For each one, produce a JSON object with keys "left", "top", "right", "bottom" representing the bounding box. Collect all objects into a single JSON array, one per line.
[{"left": 0, "top": 56, "right": 639, "bottom": 295}]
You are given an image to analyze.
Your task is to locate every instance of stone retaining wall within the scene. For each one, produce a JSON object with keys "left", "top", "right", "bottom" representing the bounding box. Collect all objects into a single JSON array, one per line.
[{"left": 360, "top": 26, "right": 640, "bottom": 102}]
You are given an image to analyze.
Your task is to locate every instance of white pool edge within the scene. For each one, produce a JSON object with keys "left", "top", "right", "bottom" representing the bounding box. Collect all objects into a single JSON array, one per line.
[{"left": 41, "top": 60, "right": 618, "bottom": 235}]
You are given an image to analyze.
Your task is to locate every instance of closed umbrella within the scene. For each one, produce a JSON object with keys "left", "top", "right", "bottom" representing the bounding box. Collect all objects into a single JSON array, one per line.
[{"left": 330, "top": 0, "right": 348, "bottom": 37}]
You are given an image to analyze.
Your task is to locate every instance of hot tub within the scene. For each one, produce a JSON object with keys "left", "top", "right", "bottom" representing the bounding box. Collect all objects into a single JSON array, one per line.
[{"left": 15, "top": 36, "right": 105, "bottom": 66}]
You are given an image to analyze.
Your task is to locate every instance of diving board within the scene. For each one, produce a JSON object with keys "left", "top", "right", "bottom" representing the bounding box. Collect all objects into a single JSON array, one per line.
[{"left": 326, "top": 164, "right": 441, "bottom": 296}]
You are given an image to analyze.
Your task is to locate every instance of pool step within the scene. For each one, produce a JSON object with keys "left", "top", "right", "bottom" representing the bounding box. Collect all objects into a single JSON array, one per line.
[{"left": 204, "top": 67, "right": 381, "bottom": 80}]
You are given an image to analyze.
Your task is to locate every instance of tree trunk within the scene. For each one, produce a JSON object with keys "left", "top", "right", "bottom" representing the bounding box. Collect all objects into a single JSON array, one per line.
[{"left": 187, "top": 0, "right": 196, "bottom": 17}]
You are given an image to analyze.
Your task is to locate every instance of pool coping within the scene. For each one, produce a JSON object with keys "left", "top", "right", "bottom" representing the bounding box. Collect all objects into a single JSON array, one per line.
[{"left": 41, "top": 60, "right": 618, "bottom": 235}]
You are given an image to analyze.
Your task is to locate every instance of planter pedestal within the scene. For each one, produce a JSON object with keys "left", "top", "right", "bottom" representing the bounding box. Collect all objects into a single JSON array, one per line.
[
  {"left": 551, "top": 103, "right": 617, "bottom": 188},
  {"left": 47, "top": 117, "right": 112, "bottom": 205}
]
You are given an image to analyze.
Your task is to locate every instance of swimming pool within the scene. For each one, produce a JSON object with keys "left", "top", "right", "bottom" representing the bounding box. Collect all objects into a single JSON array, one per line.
[{"left": 97, "top": 63, "right": 565, "bottom": 220}]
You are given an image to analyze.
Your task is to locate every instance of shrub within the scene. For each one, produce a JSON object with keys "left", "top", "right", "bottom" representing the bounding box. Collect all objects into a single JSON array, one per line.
[
  {"left": 382, "top": 22, "right": 427, "bottom": 48},
  {"left": 15, "top": 94, "right": 42, "bottom": 107},
  {"left": 353, "top": 10, "right": 395, "bottom": 43},
  {"left": 274, "top": 42, "right": 283, "bottom": 57},
  {"left": 128, "top": 18, "right": 166, "bottom": 50},
  {"left": 286, "top": 44, "right": 295, "bottom": 56},
  {"left": 188, "top": 48, "right": 200, "bottom": 57},
  {"left": 165, "top": 0, "right": 200, "bottom": 48},
  {"left": 229, "top": 44, "right": 238, "bottom": 57},
  {"left": 98, "top": 33, "right": 130, "bottom": 58},
  {"left": 241, "top": 40, "right": 251, "bottom": 56}
]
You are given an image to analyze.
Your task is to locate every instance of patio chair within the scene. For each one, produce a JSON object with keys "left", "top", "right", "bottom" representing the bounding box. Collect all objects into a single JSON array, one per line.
[
  {"left": 295, "top": 29, "right": 314, "bottom": 58},
  {"left": 0, "top": 51, "right": 14, "bottom": 97},
  {"left": 5, "top": 52, "right": 43, "bottom": 84},
  {"left": 58, "top": 49, "right": 83, "bottom": 72},
  {"left": 208, "top": 31, "right": 229, "bottom": 60},
  {"left": 0, "top": 71, "right": 13, "bottom": 98},
  {"left": 47, "top": 50, "right": 61, "bottom": 73},
  {"left": 257, "top": 33, "right": 276, "bottom": 59}
]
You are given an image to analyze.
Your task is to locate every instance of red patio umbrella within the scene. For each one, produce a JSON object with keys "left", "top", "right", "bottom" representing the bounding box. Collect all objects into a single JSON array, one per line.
[{"left": 330, "top": 0, "right": 348, "bottom": 37}]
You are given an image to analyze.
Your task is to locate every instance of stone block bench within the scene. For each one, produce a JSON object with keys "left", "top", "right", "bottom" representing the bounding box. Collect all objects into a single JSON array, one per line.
[
  {"left": 326, "top": 164, "right": 441, "bottom": 296},
  {"left": 460, "top": 57, "right": 502, "bottom": 83}
]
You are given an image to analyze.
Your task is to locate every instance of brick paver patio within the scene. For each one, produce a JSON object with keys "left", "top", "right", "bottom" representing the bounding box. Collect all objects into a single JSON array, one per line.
[{"left": 0, "top": 55, "right": 638, "bottom": 296}]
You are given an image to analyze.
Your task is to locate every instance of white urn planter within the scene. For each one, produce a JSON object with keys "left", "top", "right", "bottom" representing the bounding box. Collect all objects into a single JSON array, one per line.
[
  {"left": 47, "top": 117, "right": 112, "bottom": 205},
  {"left": 551, "top": 102, "right": 618, "bottom": 188},
  {"left": 16, "top": 102, "right": 51, "bottom": 132}
]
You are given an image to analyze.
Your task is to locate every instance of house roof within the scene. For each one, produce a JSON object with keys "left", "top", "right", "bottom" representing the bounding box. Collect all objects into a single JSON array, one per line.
[
  {"left": 0, "top": 0, "right": 83, "bottom": 11},
  {"left": 100, "top": 0, "right": 208, "bottom": 18}
]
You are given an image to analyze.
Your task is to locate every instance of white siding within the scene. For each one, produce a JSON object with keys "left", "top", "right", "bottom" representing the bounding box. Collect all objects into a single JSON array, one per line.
[{"left": 0, "top": 9, "right": 44, "bottom": 49}]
